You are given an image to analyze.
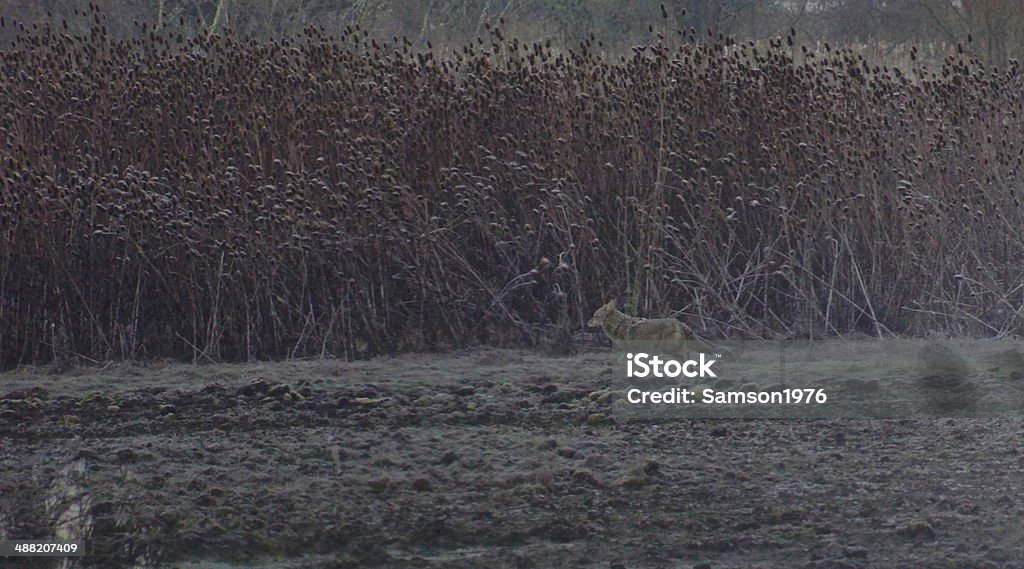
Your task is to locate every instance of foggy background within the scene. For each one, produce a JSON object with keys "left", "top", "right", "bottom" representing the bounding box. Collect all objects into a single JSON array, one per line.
[{"left": 4, "top": 1, "right": 1024, "bottom": 65}]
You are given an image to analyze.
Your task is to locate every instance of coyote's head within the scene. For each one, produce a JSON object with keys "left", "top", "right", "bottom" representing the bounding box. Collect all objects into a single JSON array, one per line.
[{"left": 588, "top": 299, "right": 618, "bottom": 327}]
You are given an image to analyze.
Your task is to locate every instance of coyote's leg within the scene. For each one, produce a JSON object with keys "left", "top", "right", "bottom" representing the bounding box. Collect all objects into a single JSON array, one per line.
[{"left": 662, "top": 332, "right": 690, "bottom": 362}]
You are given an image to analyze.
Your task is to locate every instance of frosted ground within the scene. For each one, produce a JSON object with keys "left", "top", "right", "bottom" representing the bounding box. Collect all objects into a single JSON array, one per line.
[{"left": 2, "top": 344, "right": 1024, "bottom": 567}]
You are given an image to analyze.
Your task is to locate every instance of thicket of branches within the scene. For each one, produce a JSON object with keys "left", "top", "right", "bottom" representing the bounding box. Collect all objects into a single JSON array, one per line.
[{"left": 4, "top": 9, "right": 1024, "bottom": 367}]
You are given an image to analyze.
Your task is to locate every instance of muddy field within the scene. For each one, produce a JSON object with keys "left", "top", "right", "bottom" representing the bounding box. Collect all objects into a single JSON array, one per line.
[{"left": 2, "top": 348, "right": 1024, "bottom": 568}]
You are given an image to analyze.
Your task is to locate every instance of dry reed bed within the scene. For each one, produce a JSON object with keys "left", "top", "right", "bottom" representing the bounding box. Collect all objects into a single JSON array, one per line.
[{"left": 2, "top": 13, "right": 1024, "bottom": 368}]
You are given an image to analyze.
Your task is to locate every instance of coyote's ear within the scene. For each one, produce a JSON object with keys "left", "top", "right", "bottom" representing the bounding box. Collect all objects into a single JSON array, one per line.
[{"left": 608, "top": 299, "right": 617, "bottom": 309}]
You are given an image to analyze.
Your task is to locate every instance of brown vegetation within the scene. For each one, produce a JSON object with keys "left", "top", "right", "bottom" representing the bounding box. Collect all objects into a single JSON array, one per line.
[{"left": 3, "top": 7, "right": 1024, "bottom": 368}]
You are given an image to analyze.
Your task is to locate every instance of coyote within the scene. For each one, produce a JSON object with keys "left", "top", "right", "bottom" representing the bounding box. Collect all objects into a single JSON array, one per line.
[{"left": 588, "top": 299, "right": 714, "bottom": 359}]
